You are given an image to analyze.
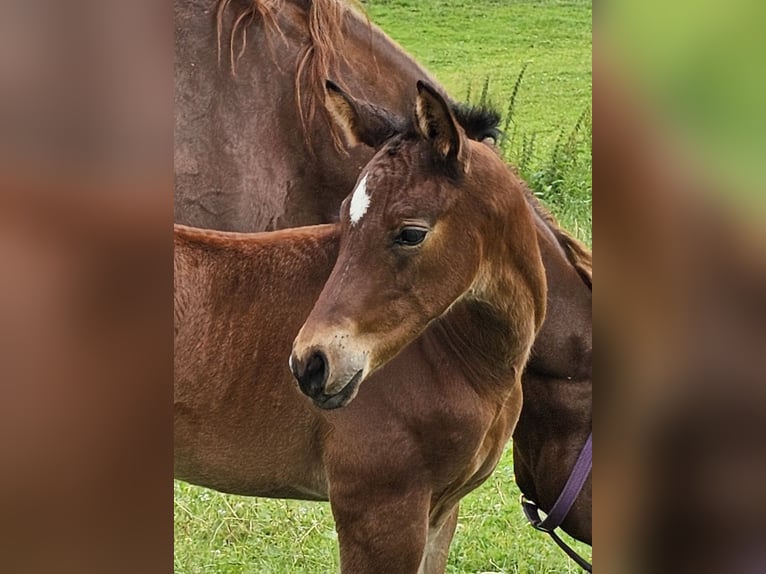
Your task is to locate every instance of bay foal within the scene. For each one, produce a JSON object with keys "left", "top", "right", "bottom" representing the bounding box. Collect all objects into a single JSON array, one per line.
[
  {"left": 175, "top": 82, "right": 546, "bottom": 572},
  {"left": 176, "top": 0, "right": 592, "bottom": 544}
]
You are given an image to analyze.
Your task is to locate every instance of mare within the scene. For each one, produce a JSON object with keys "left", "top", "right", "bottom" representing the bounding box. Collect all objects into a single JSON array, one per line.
[
  {"left": 174, "top": 0, "right": 592, "bottom": 544},
  {"left": 175, "top": 83, "right": 547, "bottom": 573}
]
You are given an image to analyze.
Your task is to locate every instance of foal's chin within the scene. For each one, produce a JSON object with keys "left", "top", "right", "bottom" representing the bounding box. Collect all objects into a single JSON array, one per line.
[{"left": 311, "top": 370, "right": 365, "bottom": 410}]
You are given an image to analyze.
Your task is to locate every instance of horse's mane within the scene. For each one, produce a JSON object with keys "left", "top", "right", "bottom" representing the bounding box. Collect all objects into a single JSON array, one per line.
[
  {"left": 216, "top": 0, "right": 503, "bottom": 147},
  {"left": 526, "top": 191, "right": 593, "bottom": 289},
  {"left": 450, "top": 103, "right": 502, "bottom": 143},
  {"left": 216, "top": 0, "right": 362, "bottom": 150}
]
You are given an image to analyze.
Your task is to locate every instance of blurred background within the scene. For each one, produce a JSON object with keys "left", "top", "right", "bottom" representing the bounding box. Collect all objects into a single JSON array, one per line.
[
  {"left": 598, "top": 1, "right": 766, "bottom": 572},
  {"left": 0, "top": 1, "right": 173, "bottom": 572}
]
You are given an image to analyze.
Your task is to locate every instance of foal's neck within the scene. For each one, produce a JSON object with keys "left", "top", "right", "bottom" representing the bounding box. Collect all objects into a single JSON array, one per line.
[
  {"left": 428, "top": 198, "right": 546, "bottom": 397},
  {"left": 429, "top": 300, "right": 526, "bottom": 394}
]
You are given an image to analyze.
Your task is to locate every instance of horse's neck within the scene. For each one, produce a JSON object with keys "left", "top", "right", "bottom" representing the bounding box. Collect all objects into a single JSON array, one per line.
[
  {"left": 511, "top": 212, "right": 592, "bottom": 541},
  {"left": 175, "top": 1, "right": 442, "bottom": 232},
  {"left": 175, "top": 1, "right": 310, "bottom": 231},
  {"left": 529, "top": 215, "right": 592, "bottom": 382},
  {"left": 336, "top": 11, "right": 438, "bottom": 118}
]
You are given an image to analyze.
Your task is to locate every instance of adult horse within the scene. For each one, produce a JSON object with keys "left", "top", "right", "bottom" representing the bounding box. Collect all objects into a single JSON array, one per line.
[
  {"left": 175, "top": 0, "right": 592, "bottom": 546},
  {"left": 175, "top": 82, "right": 547, "bottom": 573}
]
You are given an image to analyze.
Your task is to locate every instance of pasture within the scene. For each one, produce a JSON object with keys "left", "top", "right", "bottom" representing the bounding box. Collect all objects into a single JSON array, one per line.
[{"left": 174, "top": 0, "right": 592, "bottom": 572}]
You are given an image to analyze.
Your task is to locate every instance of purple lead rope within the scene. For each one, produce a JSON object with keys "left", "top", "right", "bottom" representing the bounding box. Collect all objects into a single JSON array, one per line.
[{"left": 521, "top": 432, "right": 592, "bottom": 572}]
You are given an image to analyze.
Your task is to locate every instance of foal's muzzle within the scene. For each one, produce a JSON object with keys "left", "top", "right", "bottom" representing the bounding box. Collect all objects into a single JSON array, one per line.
[
  {"left": 290, "top": 349, "right": 328, "bottom": 399},
  {"left": 289, "top": 343, "right": 367, "bottom": 410}
]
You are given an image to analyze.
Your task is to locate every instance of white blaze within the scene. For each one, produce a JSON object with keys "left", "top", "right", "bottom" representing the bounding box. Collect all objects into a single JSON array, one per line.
[{"left": 349, "top": 174, "right": 370, "bottom": 225}]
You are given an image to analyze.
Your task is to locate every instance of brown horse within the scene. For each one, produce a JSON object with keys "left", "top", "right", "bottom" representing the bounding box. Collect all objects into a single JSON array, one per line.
[
  {"left": 175, "top": 0, "right": 592, "bottom": 544},
  {"left": 175, "top": 83, "right": 547, "bottom": 573}
]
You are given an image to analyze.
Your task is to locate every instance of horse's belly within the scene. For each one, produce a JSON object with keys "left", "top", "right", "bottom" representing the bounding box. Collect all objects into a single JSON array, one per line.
[
  {"left": 174, "top": 398, "right": 329, "bottom": 500},
  {"left": 174, "top": 440, "right": 329, "bottom": 501},
  {"left": 176, "top": 471, "right": 328, "bottom": 501}
]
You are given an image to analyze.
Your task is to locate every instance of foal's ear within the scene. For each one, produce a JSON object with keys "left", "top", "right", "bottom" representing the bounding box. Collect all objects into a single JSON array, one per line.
[
  {"left": 415, "top": 81, "right": 470, "bottom": 174},
  {"left": 325, "top": 80, "right": 400, "bottom": 149}
]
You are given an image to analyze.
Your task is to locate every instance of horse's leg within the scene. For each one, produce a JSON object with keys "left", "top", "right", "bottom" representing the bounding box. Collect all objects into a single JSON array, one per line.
[
  {"left": 329, "top": 481, "right": 431, "bottom": 574},
  {"left": 417, "top": 503, "right": 460, "bottom": 574}
]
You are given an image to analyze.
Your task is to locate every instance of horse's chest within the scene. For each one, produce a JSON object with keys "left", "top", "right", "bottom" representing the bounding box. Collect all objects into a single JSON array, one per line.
[
  {"left": 424, "top": 400, "right": 517, "bottom": 493},
  {"left": 418, "top": 403, "right": 517, "bottom": 527}
]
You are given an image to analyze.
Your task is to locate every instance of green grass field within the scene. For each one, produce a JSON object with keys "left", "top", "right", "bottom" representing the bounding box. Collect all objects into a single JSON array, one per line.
[
  {"left": 175, "top": 448, "right": 590, "bottom": 573},
  {"left": 175, "top": 1, "right": 592, "bottom": 572}
]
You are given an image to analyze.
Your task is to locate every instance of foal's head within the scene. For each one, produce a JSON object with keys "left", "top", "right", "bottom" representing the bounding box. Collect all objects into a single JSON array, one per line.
[{"left": 290, "top": 81, "right": 545, "bottom": 408}]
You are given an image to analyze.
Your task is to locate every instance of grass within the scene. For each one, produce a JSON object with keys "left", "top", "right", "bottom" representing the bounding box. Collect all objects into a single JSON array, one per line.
[
  {"left": 175, "top": 449, "right": 591, "bottom": 574},
  {"left": 176, "top": 1, "right": 591, "bottom": 572}
]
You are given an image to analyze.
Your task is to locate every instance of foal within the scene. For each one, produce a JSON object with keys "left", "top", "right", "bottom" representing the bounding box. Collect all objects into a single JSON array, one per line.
[{"left": 174, "top": 82, "right": 546, "bottom": 573}]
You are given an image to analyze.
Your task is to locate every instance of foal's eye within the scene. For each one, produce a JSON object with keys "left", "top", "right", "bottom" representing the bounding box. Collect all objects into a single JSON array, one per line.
[{"left": 394, "top": 226, "right": 428, "bottom": 247}]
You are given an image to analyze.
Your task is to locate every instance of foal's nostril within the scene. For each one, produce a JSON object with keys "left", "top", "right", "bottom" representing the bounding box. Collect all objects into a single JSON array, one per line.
[{"left": 292, "top": 350, "right": 328, "bottom": 399}]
